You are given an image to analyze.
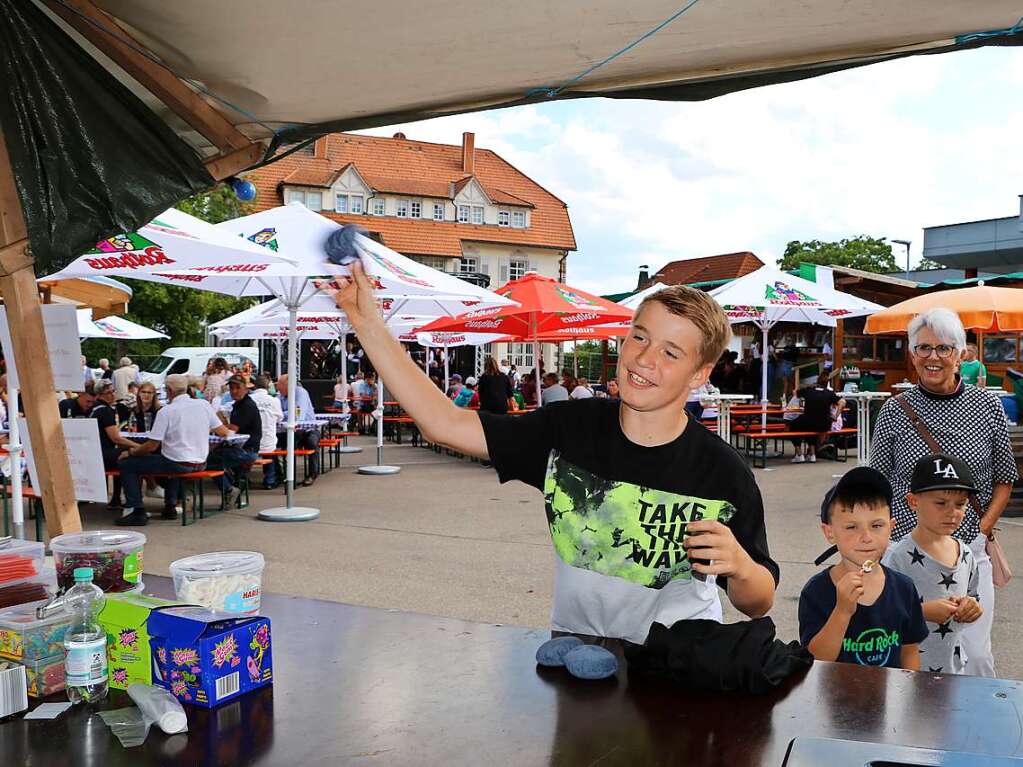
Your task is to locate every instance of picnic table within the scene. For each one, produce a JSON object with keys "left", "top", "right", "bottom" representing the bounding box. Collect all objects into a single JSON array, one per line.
[
  {"left": 119, "top": 431, "right": 250, "bottom": 447},
  {"left": 698, "top": 393, "right": 753, "bottom": 442},
  {"left": 841, "top": 390, "right": 891, "bottom": 464},
  {"left": 7, "top": 575, "right": 1023, "bottom": 766}
]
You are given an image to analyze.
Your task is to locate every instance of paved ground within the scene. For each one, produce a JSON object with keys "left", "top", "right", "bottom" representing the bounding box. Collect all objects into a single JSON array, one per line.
[{"left": 78, "top": 436, "right": 1023, "bottom": 680}]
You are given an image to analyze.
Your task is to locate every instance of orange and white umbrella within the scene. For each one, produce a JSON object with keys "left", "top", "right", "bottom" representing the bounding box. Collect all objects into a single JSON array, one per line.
[{"left": 865, "top": 283, "right": 1023, "bottom": 334}]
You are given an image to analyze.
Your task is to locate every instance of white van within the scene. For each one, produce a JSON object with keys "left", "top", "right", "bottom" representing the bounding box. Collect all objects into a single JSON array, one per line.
[{"left": 140, "top": 347, "right": 260, "bottom": 388}]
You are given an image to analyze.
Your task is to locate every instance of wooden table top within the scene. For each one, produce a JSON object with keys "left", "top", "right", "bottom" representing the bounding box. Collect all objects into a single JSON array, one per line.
[{"left": 5, "top": 577, "right": 1023, "bottom": 766}]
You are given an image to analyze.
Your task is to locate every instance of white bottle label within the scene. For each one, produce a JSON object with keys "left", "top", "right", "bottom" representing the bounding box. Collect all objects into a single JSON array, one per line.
[{"left": 65, "top": 638, "right": 108, "bottom": 686}]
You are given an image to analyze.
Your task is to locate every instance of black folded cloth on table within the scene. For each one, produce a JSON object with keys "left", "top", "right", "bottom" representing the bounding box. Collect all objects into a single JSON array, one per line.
[{"left": 623, "top": 617, "right": 813, "bottom": 695}]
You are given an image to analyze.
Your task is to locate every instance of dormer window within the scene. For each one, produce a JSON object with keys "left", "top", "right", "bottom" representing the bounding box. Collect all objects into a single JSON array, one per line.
[
  {"left": 433, "top": 203, "right": 444, "bottom": 221},
  {"left": 512, "top": 211, "right": 526, "bottom": 228},
  {"left": 287, "top": 189, "right": 322, "bottom": 211},
  {"left": 396, "top": 199, "right": 409, "bottom": 218},
  {"left": 498, "top": 210, "right": 510, "bottom": 227},
  {"left": 471, "top": 206, "right": 484, "bottom": 225},
  {"left": 410, "top": 200, "right": 422, "bottom": 219},
  {"left": 457, "top": 205, "right": 470, "bottom": 223},
  {"left": 371, "top": 198, "right": 385, "bottom": 215}
]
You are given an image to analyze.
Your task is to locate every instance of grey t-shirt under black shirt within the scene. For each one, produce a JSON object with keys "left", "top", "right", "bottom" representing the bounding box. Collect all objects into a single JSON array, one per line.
[{"left": 479, "top": 398, "right": 778, "bottom": 643}]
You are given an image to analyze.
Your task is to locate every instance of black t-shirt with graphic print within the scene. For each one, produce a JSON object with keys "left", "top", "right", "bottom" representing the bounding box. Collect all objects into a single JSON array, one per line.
[
  {"left": 479, "top": 398, "right": 779, "bottom": 642},
  {"left": 798, "top": 565, "right": 928, "bottom": 668}
]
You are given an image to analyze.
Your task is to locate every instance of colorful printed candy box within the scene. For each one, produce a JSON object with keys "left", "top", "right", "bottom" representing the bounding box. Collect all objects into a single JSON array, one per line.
[
  {"left": 98, "top": 592, "right": 184, "bottom": 690},
  {"left": 148, "top": 606, "right": 272, "bottom": 709},
  {"left": 23, "top": 653, "right": 65, "bottom": 698},
  {"left": 0, "top": 600, "right": 70, "bottom": 662}
]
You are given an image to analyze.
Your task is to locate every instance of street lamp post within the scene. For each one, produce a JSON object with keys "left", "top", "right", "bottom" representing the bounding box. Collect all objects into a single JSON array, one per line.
[{"left": 893, "top": 239, "right": 912, "bottom": 279}]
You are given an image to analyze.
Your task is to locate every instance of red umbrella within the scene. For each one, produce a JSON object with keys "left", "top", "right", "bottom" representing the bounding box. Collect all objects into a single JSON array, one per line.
[{"left": 418, "top": 273, "right": 633, "bottom": 389}]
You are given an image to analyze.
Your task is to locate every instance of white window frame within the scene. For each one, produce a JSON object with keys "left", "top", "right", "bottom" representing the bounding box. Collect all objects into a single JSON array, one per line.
[
  {"left": 305, "top": 191, "right": 323, "bottom": 211},
  {"left": 457, "top": 205, "right": 470, "bottom": 224},
  {"left": 497, "top": 210, "right": 510, "bottom": 227},
  {"left": 509, "top": 258, "right": 529, "bottom": 281},
  {"left": 512, "top": 211, "right": 526, "bottom": 228},
  {"left": 433, "top": 203, "right": 444, "bottom": 221},
  {"left": 416, "top": 256, "right": 448, "bottom": 270},
  {"left": 371, "top": 197, "right": 385, "bottom": 216},
  {"left": 350, "top": 194, "right": 364, "bottom": 215},
  {"left": 458, "top": 257, "right": 478, "bottom": 274},
  {"left": 396, "top": 199, "right": 410, "bottom": 218},
  {"left": 471, "top": 205, "right": 484, "bottom": 225},
  {"left": 334, "top": 193, "right": 348, "bottom": 214},
  {"left": 510, "top": 343, "right": 534, "bottom": 368},
  {"left": 286, "top": 190, "right": 305, "bottom": 205},
  {"left": 410, "top": 200, "right": 422, "bottom": 219}
]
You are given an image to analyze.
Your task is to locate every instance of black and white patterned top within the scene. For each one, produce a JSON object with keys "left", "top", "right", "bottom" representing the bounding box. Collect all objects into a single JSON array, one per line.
[{"left": 870, "top": 382, "right": 1018, "bottom": 542}]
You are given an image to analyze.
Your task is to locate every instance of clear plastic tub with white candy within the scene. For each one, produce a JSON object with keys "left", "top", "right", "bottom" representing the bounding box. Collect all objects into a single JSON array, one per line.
[{"left": 169, "top": 552, "right": 265, "bottom": 616}]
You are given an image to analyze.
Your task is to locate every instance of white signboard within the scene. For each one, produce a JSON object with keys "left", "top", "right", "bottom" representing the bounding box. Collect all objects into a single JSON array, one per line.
[
  {"left": 0, "top": 305, "right": 83, "bottom": 391},
  {"left": 20, "top": 418, "right": 108, "bottom": 503}
]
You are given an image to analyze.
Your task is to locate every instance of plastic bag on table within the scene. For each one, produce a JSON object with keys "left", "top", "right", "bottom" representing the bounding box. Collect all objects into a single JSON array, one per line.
[{"left": 97, "top": 684, "right": 187, "bottom": 748}]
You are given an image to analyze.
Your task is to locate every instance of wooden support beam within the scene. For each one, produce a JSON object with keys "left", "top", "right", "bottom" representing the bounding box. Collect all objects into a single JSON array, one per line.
[
  {"left": 0, "top": 136, "right": 81, "bottom": 536},
  {"left": 204, "top": 142, "right": 265, "bottom": 181},
  {"left": 41, "top": 0, "right": 252, "bottom": 153}
]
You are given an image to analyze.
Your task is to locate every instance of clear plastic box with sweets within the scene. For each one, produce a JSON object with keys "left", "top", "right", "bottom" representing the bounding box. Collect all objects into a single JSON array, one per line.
[
  {"left": 0, "top": 599, "right": 71, "bottom": 662},
  {"left": 50, "top": 530, "right": 146, "bottom": 593},
  {"left": 0, "top": 539, "right": 45, "bottom": 586},
  {"left": 22, "top": 653, "right": 65, "bottom": 698},
  {"left": 0, "top": 569, "right": 58, "bottom": 611}
]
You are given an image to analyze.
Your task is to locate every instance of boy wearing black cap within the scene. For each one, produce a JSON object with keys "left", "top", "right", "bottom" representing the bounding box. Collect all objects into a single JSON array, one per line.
[
  {"left": 882, "top": 453, "right": 982, "bottom": 674},
  {"left": 799, "top": 467, "right": 928, "bottom": 668}
]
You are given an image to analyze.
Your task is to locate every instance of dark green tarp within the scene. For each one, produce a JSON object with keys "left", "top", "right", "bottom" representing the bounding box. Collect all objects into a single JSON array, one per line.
[{"left": 0, "top": 0, "right": 212, "bottom": 272}]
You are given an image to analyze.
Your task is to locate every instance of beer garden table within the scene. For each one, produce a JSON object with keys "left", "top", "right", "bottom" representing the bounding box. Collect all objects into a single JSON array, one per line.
[
  {"left": 6, "top": 576, "right": 1023, "bottom": 766},
  {"left": 699, "top": 393, "right": 753, "bottom": 443}
]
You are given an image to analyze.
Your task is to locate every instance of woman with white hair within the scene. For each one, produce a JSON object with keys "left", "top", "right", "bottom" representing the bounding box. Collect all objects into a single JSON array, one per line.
[{"left": 870, "top": 307, "right": 1018, "bottom": 677}]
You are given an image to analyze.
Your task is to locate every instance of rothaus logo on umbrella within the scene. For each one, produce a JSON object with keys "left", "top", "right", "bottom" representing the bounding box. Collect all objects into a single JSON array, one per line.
[
  {"left": 84, "top": 232, "right": 175, "bottom": 271},
  {"left": 764, "top": 281, "right": 820, "bottom": 307}
]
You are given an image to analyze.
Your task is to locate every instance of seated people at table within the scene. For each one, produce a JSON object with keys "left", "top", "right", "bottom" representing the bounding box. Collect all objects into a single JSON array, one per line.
[
  {"left": 882, "top": 453, "right": 983, "bottom": 675},
  {"left": 333, "top": 375, "right": 351, "bottom": 412},
  {"left": 799, "top": 467, "right": 927, "bottom": 669},
  {"left": 353, "top": 372, "right": 377, "bottom": 434},
  {"left": 540, "top": 373, "right": 568, "bottom": 405},
  {"left": 477, "top": 356, "right": 514, "bottom": 415},
  {"left": 208, "top": 375, "right": 262, "bottom": 506},
  {"left": 684, "top": 381, "right": 714, "bottom": 420},
  {"left": 115, "top": 374, "right": 229, "bottom": 526},
  {"left": 125, "top": 381, "right": 163, "bottom": 499},
  {"left": 335, "top": 264, "right": 778, "bottom": 644},
  {"left": 59, "top": 380, "right": 97, "bottom": 419},
  {"left": 787, "top": 376, "right": 845, "bottom": 464},
  {"left": 959, "top": 343, "right": 987, "bottom": 388},
  {"left": 605, "top": 379, "right": 620, "bottom": 400},
  {"left": 276, "top": 373, "right": 320, "bottom": 486},
  {"left": 250, "top": 376, "right": 284, "bottom": 489},
  {"left": 570, "top": 377, "right": 594, "bottom": 400},
  {"left": 519, "top": 372, "right": 537, "bottom": 407},
  {"left": 453, "top": 377, "right": 478, "bottom": 408},
  {"left": 92, "top": 380, "right": 141, "bottom": 510}
]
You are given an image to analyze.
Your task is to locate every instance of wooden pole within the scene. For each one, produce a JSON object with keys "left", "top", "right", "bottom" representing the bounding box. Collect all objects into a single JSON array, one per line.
[{"left": 0, "top": 134, "right": 81, "bottom": 536}]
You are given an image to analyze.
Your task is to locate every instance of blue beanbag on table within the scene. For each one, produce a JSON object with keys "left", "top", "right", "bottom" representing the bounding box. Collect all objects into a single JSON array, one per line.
[
  {"left": 563, "top": 645, "right": 618, "bottom": 680},
  {"left": 535, "top": 636, "right": 584, "bottom": 667}
]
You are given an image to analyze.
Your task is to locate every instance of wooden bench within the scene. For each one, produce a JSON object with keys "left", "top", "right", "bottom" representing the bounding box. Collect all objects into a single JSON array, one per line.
[
  {"left": 384, "top": 415, "right": 419, "bottom": 446},
  {"left": 145, "top": 469, "right": 227, "bottom": 525},
  {"left": 260, "top": 449, "right": 316, "bottom": 484},
  {"left": 741, "top": 428, "right": 858, "bottom": 468}
]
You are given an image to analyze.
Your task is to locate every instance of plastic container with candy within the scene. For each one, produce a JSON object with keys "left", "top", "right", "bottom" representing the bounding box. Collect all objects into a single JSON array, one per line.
[
  {"left": 0, "top": 539, "right": 45, "bottom": 585},
  {"left": 0, "top": 598, "right": 71, "bottom": 661},
  {"left": 50, "top": 531, "right": 146, "bottom": 593},
  {"left": 169, "top": 552, "right": 265, "bottom": 616},
  {"left": 22, "top": 653, "right": 66, "bottom": 698},
  {"left": 0, "top": 569, "right": 58, "bottom": 610}
]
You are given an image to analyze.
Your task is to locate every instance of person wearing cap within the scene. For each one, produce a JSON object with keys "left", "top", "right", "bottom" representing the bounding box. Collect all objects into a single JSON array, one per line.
[
  {"left": 882, "top": 453, "right": 983, "bottom": 674},
  {"left": 870, "top": 307, "right": 1017, "bottom": 677},
  {"left": 799, "top": 466, "right": 928, "bottom": 669},
  {"left": 207, "top": 375, "right": 263, "bottom": 507},
  {"left": 453, "top": 377, "right": 478, "bottom": 408},
  {"left": 334, "top": 263, "right": 778, "bottom": 644},
  {"left": 446, "top": 373, "right": 464, "bottom": 400}
]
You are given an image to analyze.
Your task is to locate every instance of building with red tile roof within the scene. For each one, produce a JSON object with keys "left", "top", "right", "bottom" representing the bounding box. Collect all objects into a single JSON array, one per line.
[{"left": 648, "top": 252, "right": 764, "bottom": 289}]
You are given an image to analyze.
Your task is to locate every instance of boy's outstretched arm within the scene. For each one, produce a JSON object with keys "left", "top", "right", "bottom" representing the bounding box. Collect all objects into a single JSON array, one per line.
[{"left": 332, "top": 261, "right": 489, "bottom": 459}]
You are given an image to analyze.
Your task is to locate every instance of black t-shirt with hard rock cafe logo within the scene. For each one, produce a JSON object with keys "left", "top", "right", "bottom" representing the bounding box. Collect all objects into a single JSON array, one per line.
[{"left": 798, "top": 565, "right": 928, "bottom": 667}]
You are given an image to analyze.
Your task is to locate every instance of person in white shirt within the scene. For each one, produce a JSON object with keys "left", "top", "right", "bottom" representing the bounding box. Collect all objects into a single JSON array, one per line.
[
  {"left": 541, "top": 373, "right": 569, "bottom": 405},
  {"left": 570, "top": 377, "right": 595, "bottom": 400},
  {"left": 115, "top": 373, "right": 229, "bottom": 526},
  {"left": 249, "top": 376, "right": 284, "bottom": 488},
  {"left": 112, "top": 356, "right": 140, "bottom": 405},
  {"left": 333, "top": 375, "right": 351, "bottom": 412}
]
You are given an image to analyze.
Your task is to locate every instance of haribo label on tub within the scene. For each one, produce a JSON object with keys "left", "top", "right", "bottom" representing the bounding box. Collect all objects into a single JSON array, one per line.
[{"left": 224, "top": 587, "right": 261, "bottom": 614}]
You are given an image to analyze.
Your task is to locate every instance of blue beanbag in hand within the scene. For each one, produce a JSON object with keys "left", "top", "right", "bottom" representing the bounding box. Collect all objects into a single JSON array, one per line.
[
  {"left": 535, "top": 636, "right": 584, "bottom": 667},
  {"left": 564, "top": 645, "right": 618, "bottom": 680}
]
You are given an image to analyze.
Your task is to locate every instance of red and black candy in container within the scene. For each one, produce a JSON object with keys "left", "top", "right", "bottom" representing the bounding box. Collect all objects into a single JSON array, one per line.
[{"left": 50, "top": 531, "right": 146, "bottom": 593}]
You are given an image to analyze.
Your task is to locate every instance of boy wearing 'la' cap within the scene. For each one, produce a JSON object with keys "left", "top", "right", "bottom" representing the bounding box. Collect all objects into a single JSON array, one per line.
[{"left": 882, "top": 453, "right": 983, "bottom": 674}]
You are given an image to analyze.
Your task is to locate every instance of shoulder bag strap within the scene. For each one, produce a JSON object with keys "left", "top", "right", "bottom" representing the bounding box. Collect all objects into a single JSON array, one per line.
[{"left": 894, "top": 394, "right": 985, "bottom": 519}]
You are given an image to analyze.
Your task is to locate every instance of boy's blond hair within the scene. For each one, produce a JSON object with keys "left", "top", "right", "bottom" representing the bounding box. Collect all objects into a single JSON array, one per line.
[{"left": 636, "top": 286, "right": 731, "bottom": 367}]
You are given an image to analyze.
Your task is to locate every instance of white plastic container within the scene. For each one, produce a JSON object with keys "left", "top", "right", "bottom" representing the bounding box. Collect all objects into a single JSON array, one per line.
[
  {"left": 50, "top": 531, "right": 146, "bottom": 594},
  {"left": 169, "top": 552, "right": 265, "bottom": 616}
]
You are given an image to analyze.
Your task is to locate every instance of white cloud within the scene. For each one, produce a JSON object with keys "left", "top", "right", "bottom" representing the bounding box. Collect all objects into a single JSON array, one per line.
[{"left": 360, "top": 46, "right": 1023, "bottom": 294}]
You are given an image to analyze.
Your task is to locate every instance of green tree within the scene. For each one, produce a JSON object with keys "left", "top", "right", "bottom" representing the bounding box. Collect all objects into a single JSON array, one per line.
[
  {"left": 916, "top": 257, "right": 944, "bottom": 270},
  {"left": 118, "top": 185, "right": 257, "bottom": 349},
  {"left": 778, "top": 236, "right": 897, "bottom": 274}
]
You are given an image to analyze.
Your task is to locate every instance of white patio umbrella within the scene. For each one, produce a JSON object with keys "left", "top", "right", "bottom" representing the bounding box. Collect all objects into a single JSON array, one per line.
[
  {"left": 709, "top": 265, "right": 883, "bottom": 426},
  {"left": 162, "top": 205, "right": 511, "bottom": 515},
  {"left": 409, "top": 331, "right": 509, "bottom": 392},
  {"left": 76, "top": 309, "right": 168, "bottom": 340}
]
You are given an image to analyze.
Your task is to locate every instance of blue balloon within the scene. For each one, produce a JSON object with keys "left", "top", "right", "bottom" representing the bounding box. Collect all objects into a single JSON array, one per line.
[
  {"left": 230, "top": 178, "right": 257, "bottom": 202},
  {"left": 563, "top": 645, "right": 618, "bottom": 680},
  {"left": 535, "top": 636, "right": 584, "bottom": 667}
]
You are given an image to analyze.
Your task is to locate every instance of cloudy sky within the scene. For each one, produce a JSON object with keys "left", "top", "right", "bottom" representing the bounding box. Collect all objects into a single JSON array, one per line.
[{"left": 360, "top": 46, "right": 1023, "bottom": 295}]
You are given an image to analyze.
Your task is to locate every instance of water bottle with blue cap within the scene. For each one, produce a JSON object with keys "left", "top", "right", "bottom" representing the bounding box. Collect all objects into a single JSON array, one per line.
[{"left": 63, "top": 567, "right": 108, "bottom": 704}]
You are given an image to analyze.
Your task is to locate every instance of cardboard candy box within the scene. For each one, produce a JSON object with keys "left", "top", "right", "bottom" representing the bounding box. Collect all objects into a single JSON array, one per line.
[
  {"left": 148, "top": 606, "right": 273, "bottom": 709},
  {"left": 98, "top": 592, "right": 184, "bottom": 690}
]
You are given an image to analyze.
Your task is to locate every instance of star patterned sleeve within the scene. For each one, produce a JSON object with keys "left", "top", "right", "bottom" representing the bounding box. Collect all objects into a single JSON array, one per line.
[
  {"left": 902, "top": 579, "right": 929, "bottom": 646},
  {"left": 987, "top": 392, "right": 1020, "bottom": 485}
]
